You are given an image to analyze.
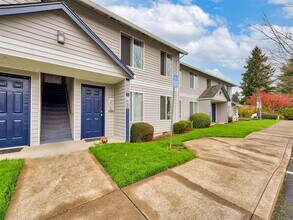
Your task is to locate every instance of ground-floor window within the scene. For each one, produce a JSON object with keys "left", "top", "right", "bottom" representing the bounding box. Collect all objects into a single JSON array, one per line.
[
  {"left": 160, "top": 96, "right": 171, "bottom": 120},
  {"left": 189, "top": 101, "right": 197, "bottom": 116},
  {"left": 179, "top": 100, "right": 182, "bottom": 118},
  {"left": 130, "top": 91, "right": 143, "bottom": 122}
]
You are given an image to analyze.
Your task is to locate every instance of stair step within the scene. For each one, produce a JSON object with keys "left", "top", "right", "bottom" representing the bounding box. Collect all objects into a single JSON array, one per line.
[
  {"left": 41, "top": 115, "right": 70, "bottom": 120},
  {"left": 41, "top": 130, "right": 72, "bottom": 136},
  {"left": 41, "top": 119, "right": 71, "bottom": 124}
]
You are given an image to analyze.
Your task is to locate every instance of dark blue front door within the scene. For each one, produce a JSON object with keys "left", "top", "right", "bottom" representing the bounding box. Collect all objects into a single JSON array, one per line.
[
  {"left": 212, "top": 103, "right": 216, "bottom": 122},
  {"left": 0, "top": 74, "right": 29, "bottom": 148},
  {"left": 81, "top": 85, "right": 104, "bottom": 139}
]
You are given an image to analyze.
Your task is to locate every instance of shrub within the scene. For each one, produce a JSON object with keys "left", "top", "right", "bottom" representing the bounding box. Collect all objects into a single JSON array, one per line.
[
  {"left": 190, "top": 113, "right": 211, "bottom": 128},
  {"left": 239, "top": 105, "right": 256, "bottom": 118},
  {"left": 130, "top": 122, "right": 154, "bottom": 143},
  {"left": 228, "top": 116, "right": 233, "bottom": 123},
  {"left": 173, "top": 120, "right": 193, "bottom": 134},
  {"left": 278, "top": 107, "right": 293, "bottom": 120},
  {"left": 261, "top": 113, "right": 284, "bottom": 120}
]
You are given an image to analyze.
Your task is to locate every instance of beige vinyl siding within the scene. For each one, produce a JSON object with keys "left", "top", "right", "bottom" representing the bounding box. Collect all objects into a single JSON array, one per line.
[
  {"left": 0, "top": 67, "right": 40, "bottom": 146},
  {"left": 0, "top": 0, "right": 40, "bottom": 4},
  {"left": 65, "top": 1, "right": 181, "bottom": 133},
  {"left": 74, "top": 79, "right": 115, "bottom": 141},
  {"left": 0, "top": 10, "right": 126, "bottom": 79},
  {"left": 114, "top": 80, "right": 126, "bottom": 139}
]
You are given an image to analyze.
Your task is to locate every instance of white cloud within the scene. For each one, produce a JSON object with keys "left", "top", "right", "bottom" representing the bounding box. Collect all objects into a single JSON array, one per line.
[
  {"left": 205, "top": 68, "right": 231, "bottom": 81},
  {"left": 268, "top": 0, "right": 292, "bottom": 4}
]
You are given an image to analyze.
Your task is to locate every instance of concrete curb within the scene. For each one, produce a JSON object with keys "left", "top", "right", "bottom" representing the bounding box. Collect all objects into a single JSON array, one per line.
[{"left": 252, "top": 137, "right": 293, "bottom": 220}]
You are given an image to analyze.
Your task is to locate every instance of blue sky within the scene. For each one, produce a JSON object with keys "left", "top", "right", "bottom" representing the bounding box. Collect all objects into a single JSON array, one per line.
[{"left": 92, "top": 0, "right": 293, "bottom": 92}]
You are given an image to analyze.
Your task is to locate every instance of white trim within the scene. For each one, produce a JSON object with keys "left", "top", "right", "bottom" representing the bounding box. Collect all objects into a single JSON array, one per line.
[{"left": 129, "top": 91, "right": 144, "bottom": 122}]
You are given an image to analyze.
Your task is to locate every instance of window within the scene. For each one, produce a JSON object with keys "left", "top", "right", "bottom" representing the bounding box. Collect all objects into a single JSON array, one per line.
[
  {"left": 160, "top": 96, "right": 171, "bottom": 120},
  {"left": 190, "top": 73, "right": 198, "bottom": 89},
  {"left": 130, "top": 92, "right": 143, "bottom": 122},
  {"left": 160, "top": 51, "right": 173, "bottom": 76},
  {"left": 189, "top": 102, "right": 197, "bottom": 116},
  {"left": 121, "top": 34, "right": 144, "bottom": 69},
  {"left": 133, "top": 39, "right": 144, "bottom": 69},
  {"left": 207, "top": 79, "right": 211, "bottom": 88},
  {"left": 179, "top": 100, "right": 182, "bottom": 118}
]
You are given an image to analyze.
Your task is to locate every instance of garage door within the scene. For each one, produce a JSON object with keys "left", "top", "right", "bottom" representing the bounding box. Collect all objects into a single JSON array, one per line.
[
  {"left": 0, "top": 74, "right": 30, "bottom": 148},
  {"left": 81, "top": 85, "right": 104, "bottom": 139}
]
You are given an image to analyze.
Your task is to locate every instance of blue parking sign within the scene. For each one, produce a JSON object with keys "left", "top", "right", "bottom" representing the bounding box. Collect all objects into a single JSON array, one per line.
[{"left": 173, "top": 74, "right": 179, "bottom": 88}]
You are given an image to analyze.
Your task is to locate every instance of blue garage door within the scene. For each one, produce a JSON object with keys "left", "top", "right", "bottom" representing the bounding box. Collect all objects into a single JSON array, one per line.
[
  {"left": 0, "top": 74, "right": 30, "bottom": 148},
  {"left": 81, "top": 85, "right": 104, "bottom": 139}
]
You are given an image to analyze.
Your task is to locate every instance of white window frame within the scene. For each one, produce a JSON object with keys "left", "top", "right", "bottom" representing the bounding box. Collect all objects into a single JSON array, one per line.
[
  {"left": 160, "top": 50, "right": 173, "bottom": 77},
  {"left": 190, "top": 72, "right": 198, "bottom": 90},
  {"left": 189, "top": 101, "right": 197, "bottom": 116},
  {"left": 130, "top": 91, "right": 144, "bottom": 122},
  {"left": 179, "top": 100, "right": 182, "bottom": 119},
  {"left": 160, "top": 95, "right": 172, "bottom": 120},
  {"left": 120, "top": 32, "right": 145, "bottom": 70}
]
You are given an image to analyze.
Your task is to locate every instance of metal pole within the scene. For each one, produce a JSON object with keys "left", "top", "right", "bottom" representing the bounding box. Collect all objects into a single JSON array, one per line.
[{"left": 169, "top": 87, "right": 175, "bottom": 150}]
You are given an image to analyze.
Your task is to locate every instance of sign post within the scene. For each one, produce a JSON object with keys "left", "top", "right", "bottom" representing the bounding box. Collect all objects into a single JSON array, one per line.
[{"left": 169, "top": 74, "right": 178, "bottom": 150}]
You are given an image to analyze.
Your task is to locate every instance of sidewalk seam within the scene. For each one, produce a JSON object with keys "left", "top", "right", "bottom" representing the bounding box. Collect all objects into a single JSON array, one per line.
[{"left": 121, "top": 189, "right": 149, "bottom": 220}]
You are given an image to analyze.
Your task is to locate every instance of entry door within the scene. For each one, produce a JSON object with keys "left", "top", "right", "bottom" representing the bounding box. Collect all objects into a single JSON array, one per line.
[
  {"left": 212, "top": 103, "right": 216, "bottom": 123},
  {"left": 81, "top": 85, "right": 104, "bottom": 139},
  {"left": 0, "top": 74, "right": 29, "bottom": 148}
]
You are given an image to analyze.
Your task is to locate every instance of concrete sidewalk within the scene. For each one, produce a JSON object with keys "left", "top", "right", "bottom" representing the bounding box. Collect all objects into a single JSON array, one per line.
[
  {"left": 123, "top": 121, "right": 293, "bottom": 220},
  {"left": 4, "top": 121, "right": 293, "bottom": 220}
]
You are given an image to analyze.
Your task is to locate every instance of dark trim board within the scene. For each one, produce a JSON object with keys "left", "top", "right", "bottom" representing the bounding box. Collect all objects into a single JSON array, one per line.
[{"left": 0, "top": 1, "right": 135, "bottom": 79}]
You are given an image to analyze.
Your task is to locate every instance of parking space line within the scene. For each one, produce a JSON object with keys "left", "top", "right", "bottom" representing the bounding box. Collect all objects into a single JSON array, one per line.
[{"left": 286, "top": 171, "right": 293, "bottom": 175}]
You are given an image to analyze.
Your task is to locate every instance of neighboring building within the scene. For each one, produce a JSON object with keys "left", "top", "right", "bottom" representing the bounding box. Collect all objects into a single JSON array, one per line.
[
  {"left": 179, "top": 62, "right": 236, "bottom": 123},
  {"left": 0, "top": 0, "right": 235, "bottom": 149}
]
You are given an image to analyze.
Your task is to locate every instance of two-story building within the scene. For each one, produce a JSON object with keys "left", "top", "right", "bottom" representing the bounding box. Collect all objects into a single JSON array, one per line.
[
  {"left": 179, "top": 62, "right": 236, "bottom": 123},
  {"left": 0, "top": 0, "right": 235, "bottom": 149}
]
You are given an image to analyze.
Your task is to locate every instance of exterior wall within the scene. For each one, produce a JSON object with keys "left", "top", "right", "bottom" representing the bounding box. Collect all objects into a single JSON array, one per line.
[
  {"left": 0, "top": 10, "right": 126, "bottom": 79},
  {"left": 198, "top": 100, "right": 211, "bottom": 118},
  {"left": 65, "top": 77, "right": 75, "bottom": 139},
  {"left": 216, "top": 102, "right": 228, "bottom": 123},
  {"left": 114, "top": 80, "right": 126, "bottom": 140},
  {"left": 0, "top": 0, "right": 40, "bottom": 4},
  {"left": 0, "top": 67, "right": 41, "bottom": 146},
  {"left": 66, "top": 1, "right": 181, "bottom": 134}
]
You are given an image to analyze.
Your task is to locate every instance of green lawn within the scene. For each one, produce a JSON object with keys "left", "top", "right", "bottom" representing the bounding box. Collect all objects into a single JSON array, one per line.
[
  {"left": 0, "top": 159, "right": 24, "bottom": 220},
  {"left": 90, "top": 119, "right": 278, "bottom": 188}
]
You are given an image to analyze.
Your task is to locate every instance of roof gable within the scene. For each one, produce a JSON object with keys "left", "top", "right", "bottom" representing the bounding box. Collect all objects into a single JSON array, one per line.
[
  {"left": 199, "top": 85, "right": 231, "bottom": 101},
  {"left": 0, "top": 1, "right": 135, "bottom": 79}
]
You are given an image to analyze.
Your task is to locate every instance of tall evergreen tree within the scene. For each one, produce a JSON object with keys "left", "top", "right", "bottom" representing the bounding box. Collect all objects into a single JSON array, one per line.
[
  {"left": 232, "top": 91, "right": 240, "bottom": 103},
  {"left": 240, "top": 46, "right": 275, "bottom": 102},
  {"left": 277, "top": 57, "right": 293, "bottom": 94}
]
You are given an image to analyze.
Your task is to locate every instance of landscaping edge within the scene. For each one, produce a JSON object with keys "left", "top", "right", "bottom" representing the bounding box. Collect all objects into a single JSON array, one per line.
[{"left": 252, "top": 137, "right": 293, "bottom": 220}]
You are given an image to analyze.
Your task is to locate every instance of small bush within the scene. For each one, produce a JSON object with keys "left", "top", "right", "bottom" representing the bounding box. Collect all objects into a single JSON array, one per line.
[
  {"left": 239, "top": 105, "right": 256, "bottom": 118},
  {"left": 262, "top": 113, "right": 284, "bottom": 120},
  {"left": 228, "top": 116, "right": 233, "bottom": 123},
  {"left": 190, "top": 113, "right": 211, "bottom": 128},
  {"left": 278, "top": 107, "right": 293, "bottom": 120},
  {"left": 130, "top": 122, "right": 154, "bottom": 143},
  {"left": 238, "top": 118, "right": 251, "bottom": 121},
  {"left": 173, "top": 120, "right": 193, "bottom": 134}
]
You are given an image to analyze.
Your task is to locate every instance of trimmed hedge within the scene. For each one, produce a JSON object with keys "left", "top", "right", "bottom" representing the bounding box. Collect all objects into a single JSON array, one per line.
[
  {"left": 190, "top": 113, "right": 211, "bottom": 128},
  {"left": 173, "top": 120, "right": 192, "bottom": 134},
  {"left": 278, "top": 107, "right": 293, "bottom": 120},
  {"left": 262, "top": 113, "right": 284, "bottom": 120},
  {"left": 130, "top": 122, "right": 154, "bottom": 143}
]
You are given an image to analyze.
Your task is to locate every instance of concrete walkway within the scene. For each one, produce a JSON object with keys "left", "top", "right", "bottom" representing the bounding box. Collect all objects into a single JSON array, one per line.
[
  {"left": 123, "top": 121, "right": 293, "bottom": 220},
  {"left": 4, "top": 121, "right": 293, "bottom": 220}
]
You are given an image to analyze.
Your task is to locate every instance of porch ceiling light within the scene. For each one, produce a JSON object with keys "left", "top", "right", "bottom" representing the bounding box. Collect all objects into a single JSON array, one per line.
[{"left": 57, "top": 30, "right": 65, "bottom": 44}]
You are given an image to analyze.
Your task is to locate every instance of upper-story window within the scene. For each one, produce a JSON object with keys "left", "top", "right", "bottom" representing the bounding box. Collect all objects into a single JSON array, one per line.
[
  {"left": 121, "top": 34, "right": 144, "bottom": 69},
  {"left": 207, "top": 79, "right": 211, "bottom": 88},
  {"left": 190, "top": 73, "right": 198, "bottom": 89},
  {"left": 160, "top": 51, "right": 173, "bottom": 76}
]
